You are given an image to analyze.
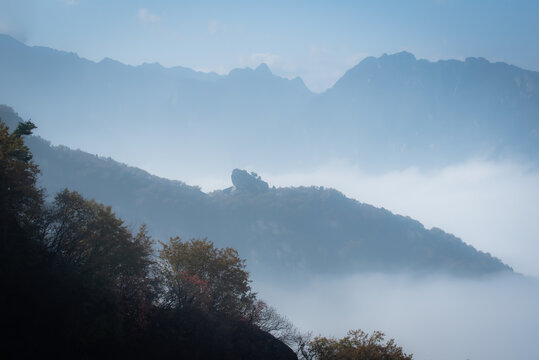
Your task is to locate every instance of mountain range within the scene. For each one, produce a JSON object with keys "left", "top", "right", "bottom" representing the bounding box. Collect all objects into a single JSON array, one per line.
[
  {"left": 1, "top": 33, "right": 538, "bottom": 179},
  {"left": 1, "top": 105, "right": 512, "bottom": 279}
]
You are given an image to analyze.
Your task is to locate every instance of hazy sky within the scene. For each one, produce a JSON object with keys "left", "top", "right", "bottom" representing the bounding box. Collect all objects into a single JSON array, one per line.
[{"left": 1, "top": 0, "right": 538, "bottom": 92}]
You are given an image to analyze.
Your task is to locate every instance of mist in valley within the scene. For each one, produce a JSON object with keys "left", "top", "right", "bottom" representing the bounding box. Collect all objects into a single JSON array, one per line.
[
  {"left": 201, "top": 158, "right": 539, "bottom": 359},
  {"left": 186, "top": 157, "right": 539, "bottom": 359},
  {"left": 255, "top": 272, "right": 539, "bottom": 360},
  {"left": 2, "top": 1, "right": 539, "bottom": 359}
]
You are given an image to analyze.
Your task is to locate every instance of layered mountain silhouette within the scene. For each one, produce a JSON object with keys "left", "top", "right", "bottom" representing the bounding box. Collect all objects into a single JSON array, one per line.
[
  {"left": 319, "top": 51, "right": 539, "bottom": 169},
  {"left": 1, "top": 105, "right": 512, "bottom": 278},
  {"left": 1, "top": 34, "right": 538, "bottom": 178}
]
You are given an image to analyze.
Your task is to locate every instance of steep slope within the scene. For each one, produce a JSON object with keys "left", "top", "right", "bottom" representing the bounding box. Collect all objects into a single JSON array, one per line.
[{"left": 1, "top": 106, "right": 512, "bottom": 279}]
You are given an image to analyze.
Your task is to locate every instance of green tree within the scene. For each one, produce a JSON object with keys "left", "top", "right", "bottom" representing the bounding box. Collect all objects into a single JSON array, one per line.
[
  {"left": 159, "top": 237, "right": 256, "bottom": 318},
  {"left": 0, "top": 119, "right": 42, "bottom": 232},
  {"left": 43, "top": 189, "right": 157, "bottom": 329}
]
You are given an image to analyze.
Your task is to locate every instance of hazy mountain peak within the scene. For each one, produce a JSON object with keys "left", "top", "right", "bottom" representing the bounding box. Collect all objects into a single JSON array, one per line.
[
  {"left": 229, "top": 63, "right": 274, "bottom": 78},
  {"left": 391, "top": 51, "right": 416, "bottom": 61},
  {"left": 255, "top": 62, "right": 272, "bottom": 75},
  {"left": 357, "top": 51, "right": 417, "bottom": 67},
  {"left": 221, "top": 63, "right": 312, "bottom": 95},
  {"left": 140, "top": 61, "right": 164, "bottom": 69},
  {"left": 465, "top": 56, "right": 490, "bottom": 65},
  {"left": 99, "top": 57, "right": 124, "bottom": 66},
  {"left": 374, "top": 51, "right": 418, "bottom": 69}
]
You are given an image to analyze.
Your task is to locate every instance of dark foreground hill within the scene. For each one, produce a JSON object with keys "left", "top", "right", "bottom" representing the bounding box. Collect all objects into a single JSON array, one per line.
[
  {"left": 1, "top": 106, "right": 512, "bottom": 279},
  {"left": 0, "top": 116, "right": 298, "bottom": 359}
]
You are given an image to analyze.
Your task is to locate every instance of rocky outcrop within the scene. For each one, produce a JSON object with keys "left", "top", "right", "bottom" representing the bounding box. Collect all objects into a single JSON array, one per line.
[{"left": 231, "top": 169, "right": 270, "bottom": 193}]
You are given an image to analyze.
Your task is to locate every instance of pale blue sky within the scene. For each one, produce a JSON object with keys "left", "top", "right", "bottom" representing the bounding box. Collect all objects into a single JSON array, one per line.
[{"left": 1, "top": 0, "right": 538, "bottom": 92}]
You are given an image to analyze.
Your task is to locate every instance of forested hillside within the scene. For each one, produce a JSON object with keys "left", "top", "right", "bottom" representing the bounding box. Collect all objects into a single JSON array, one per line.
[{"left": 1, "top": 105, "right": 512, "bottom": 279}]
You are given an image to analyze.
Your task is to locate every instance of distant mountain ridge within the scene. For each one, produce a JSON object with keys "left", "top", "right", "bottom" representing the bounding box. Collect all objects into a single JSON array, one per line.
[
  {"left": 1, "top": 34, "right": 538, "bottom": 178},
  {"left": 1, "top": 105, "right": 513, "bottom": 279},
  {"left": 316, "top": 50, "right": 539, "bottom": 169},
  {"left": 0, "top": 33, "right": 316, "bottom": 177}
]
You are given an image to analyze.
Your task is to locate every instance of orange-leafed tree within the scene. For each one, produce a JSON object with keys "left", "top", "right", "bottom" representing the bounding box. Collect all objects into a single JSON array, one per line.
[
  {"left": 159, "top": 237, "right": 256, "bottom": 318},
  {"left": 305, "top": 329, "right": 413, "bottom": 360}
]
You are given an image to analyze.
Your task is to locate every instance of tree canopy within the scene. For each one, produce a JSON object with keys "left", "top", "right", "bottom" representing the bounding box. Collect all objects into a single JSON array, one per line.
[
  {"left": 159, "top": 237, "right": 256, "bottom": 317},
  {"left": 0, "top": 119, "right": 41, "bottom": 228},
  {"left": 304, "top": 330, "right": 413, "bottom": 360}
]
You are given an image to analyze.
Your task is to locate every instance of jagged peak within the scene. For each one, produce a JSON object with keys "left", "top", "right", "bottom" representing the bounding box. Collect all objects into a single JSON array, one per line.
[
  {"left": 386, "top": 51, "right": 416, "bottom": 61},
  {"left": 465, "top": 56, "right": 490, "bottom": 65},
  {"left": 99, "top": 57, "right": 124, "bottom": 66},
  {"left": 255, "top": 62, "right": 272, "bottom": 75},
  {"left": 140, "top": 61, "right": 164, "bottom": 69}
]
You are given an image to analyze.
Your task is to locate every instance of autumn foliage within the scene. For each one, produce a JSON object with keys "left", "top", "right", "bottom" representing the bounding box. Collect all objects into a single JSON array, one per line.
[
  {"left": 159, "top": 237, "right": 256, "bottom": 317},
  {"left": 304, "top": 329, "right": 413, "bottom": 360}
]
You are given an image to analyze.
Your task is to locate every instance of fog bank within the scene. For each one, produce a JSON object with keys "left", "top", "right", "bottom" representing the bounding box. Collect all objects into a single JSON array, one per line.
[{"left": 254, "top": 273, "right": 539, "bottom": 360}]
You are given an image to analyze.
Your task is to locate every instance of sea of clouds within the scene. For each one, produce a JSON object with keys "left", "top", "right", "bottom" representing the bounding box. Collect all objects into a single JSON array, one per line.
[{"left": 255, "top": 272, "right": 539, "bottom": 360}]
